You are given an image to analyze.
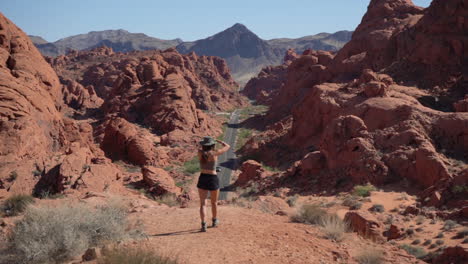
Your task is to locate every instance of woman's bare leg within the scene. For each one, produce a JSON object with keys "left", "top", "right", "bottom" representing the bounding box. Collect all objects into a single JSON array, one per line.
[
  {"left": 210, "top": 189, "right": 219, "bottom": 220},
  {"left": 198, "top": 188, "right": 208, "bottom": 223}
]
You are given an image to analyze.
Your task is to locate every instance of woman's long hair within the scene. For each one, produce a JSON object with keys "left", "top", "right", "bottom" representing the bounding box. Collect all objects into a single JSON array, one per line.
[{"left": 201, "top": 145, "right": 215, "bottom": 162}]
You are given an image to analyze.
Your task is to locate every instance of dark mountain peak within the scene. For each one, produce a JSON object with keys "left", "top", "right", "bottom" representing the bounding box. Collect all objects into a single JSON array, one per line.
[{"left": 224, "top": 23, "right": 254, "bottom": 35}]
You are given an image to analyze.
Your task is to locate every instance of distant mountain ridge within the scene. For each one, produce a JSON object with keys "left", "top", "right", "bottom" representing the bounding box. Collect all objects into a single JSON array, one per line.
[
  {"left": 29, "top": 29, "right": 183, "bottom": 56},
  {"left": 30, "top": 26, "right": 352, "bottom": 84}
]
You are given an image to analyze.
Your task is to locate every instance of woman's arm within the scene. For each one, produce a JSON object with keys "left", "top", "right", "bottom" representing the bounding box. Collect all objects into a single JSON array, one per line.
[{"left": 213, "top": 139, "right": 230, "bottom": 156}]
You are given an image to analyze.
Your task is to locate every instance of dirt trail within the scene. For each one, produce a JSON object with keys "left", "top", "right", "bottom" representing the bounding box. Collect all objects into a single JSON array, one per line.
[{"left": 121, "top": 200, "right": 421, "bottom": 264}]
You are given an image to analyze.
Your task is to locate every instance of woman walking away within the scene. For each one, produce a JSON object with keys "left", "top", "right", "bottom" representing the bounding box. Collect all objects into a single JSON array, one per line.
[{"left": 197, "top": 136, "right": 230, "bottom": 232}]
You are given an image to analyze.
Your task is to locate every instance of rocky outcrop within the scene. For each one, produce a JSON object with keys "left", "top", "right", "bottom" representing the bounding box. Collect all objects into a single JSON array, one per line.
[
  {"left": 241, "top": 0, "right": 468, "bottom": 206},
  {"left": 332, "top": 0, "right": 424, "bottom": 78},
  {"left": 234, "top": 160, "right": 268, "bottom": 186},
  {"left": 142, "top": 166, "right": 181, "bottom": 196},
  {"left": 344, "top": 211, "right": 385, "bottom": 242},
  {"left": 432, "top": 246, "right": 468, "bottom": 264}
]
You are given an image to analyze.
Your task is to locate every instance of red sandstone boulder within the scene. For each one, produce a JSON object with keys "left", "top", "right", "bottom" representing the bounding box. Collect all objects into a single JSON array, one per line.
[
  {"left": 235, "top": 160, "right": 267, "bottom": 186},
  {"left": 432, "top": 246, "right": 468, "bottom": 264},
  {"left": 101, "top": 117, "right": 166, "bottom": 166},
  {"left": 454, "top": 96, "right": 468, "bottom": 112},
  {"left": 344, "top": 211, "right": 385, "bottom": 242},
  {"left": 142, "top": 166, "right": 181, "bottom": 196},
  {"left": 384, "top": 224, "right": 404, "bottom": 241}
]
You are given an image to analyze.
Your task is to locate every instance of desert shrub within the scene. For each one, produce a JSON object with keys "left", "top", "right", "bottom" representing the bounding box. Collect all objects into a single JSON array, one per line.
[
  {"left": 436, "top": 232, "right": 444, "bottom": 238},
  {"left": 423, "top": 239, "right": 432, "bottom": 246},
  {"left": 154, "top": 193, "right": 179, "bottom": 207},
  {"left": 406, "top": 228, "right": 415, "bottom": 235},
  {"left": 319, "top": 214, "right": 348, "bottom": 242},
  {"left": 443, "top": 220, "right": 457, "bottom": 231},
  {"left": 353, "top": 184, "right": 376, "bottom": 197},
  {"left": 183, "top": 156, "right": 199, "bottom": 175},
  {"left": 415, "top": 215, "right": 425, "bottom": 225},
  {"left": 342, "top": 196, "right": 362, "bottom": 210},
  {"left": 286, "top": 194, "right": 299, "bottom": 207},
  {"left": 415, "top": 227, "right": 424, "bottom": 232},
  {"left": 1, "top": 194, "right": 34, "bottom": 216},
  {"left": 8, "top": 171, "right": 18, "bottom": 182},
  {"left": 400, "top": 244, "right": 427, "bottom": 259},
  {"left": 98, "top": 246, "right": 177, "bottom": 264},
  {"left": 429, "top": 243, "right": 437, "bottom": 249},
  {"left": 369, "top": 204, "right": 384, "bottom": 213},
  {"left": 291, "top": 204, "right": 327, "bottom": 225},
  {"left": 435, "top": 239, "right": 444, "bottom": 246},
  {"left": 355, "top": 248, "right": 384, "bottom": 264},
  {"left": 7, "top": 202, "right": 135, "bottom": 264},
  {"left": 462, "top": 238, "right": 468, "bottom": 244},
  {"left": 412, "top": 239, "right": 421, "bottom": 245},
  {"left": 456, "top": 228, "right": 468, "bottom": 238}
]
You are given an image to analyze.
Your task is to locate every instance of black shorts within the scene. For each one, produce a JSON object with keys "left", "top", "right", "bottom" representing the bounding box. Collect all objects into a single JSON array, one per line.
[{"left": 197, "top": 173, "right": 219, "bottom": 191}]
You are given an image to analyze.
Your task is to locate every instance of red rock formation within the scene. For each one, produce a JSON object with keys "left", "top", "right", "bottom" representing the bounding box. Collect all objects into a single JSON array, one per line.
[
  {"left": 332, "top": 0, "right": 424, "bottom": 78},
  {"left": 241, "top": 0, "right": 468, "bottom": 207},
  {"left": 234, "top": 160, "right": 269, "bottom": 186},
  {"left": 142, "top": 166, "right": 182, "bottom": 196},
  {"left": 432, "top": 246, "right": 468, "bottom": 264},
  {"left": 344, "top": 211, "right": 386, "bottom": 242}
]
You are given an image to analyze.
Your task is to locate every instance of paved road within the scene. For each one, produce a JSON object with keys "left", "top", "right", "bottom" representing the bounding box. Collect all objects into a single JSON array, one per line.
[{"left": 217, "top": 110, "right": 240, "bottom": 200}]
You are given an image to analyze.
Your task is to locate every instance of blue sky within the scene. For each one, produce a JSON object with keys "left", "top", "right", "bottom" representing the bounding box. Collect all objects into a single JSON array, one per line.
[{"left": 2, "top": 0, "right": 432, "bottom": 42}]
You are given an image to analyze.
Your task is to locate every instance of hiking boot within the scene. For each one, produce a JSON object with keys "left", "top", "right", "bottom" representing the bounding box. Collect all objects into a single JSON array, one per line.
[
  {"left": 212, "top": 218, "right": 219, "bottom": 228},
  {"left": 201, "top": 222, "right": 207, "bottom": 232}
]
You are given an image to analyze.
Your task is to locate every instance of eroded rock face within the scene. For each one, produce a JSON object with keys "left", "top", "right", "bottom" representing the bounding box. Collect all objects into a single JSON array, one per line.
[
  {"left": 235, "top": 160, "right": 267, "bottom": 186},
  {"left": 344, "top": 211, "right": 386, "bottom": 242},
  {"left": 142, "top": 166, "right": 181, "bottom": 196},
  {"left": 0, "top": 13, "right": 64, "bottom": 164},
  {"left": 241, "top": 0, "right": 468, "bottom": 202},
  {"left": 332, "top": 0, "right": 424, "bottom": 78}
]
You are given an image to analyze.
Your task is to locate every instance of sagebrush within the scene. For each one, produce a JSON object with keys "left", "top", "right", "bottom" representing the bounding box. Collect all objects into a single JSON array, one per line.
[
  {"left": 3, "top": 202, "right": 139, "bottom": 264},
  {"left": 98, "top": 246, "right": 177, "bottom": 264}
]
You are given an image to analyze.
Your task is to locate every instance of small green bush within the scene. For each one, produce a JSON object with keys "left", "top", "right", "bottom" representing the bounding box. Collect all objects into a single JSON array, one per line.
[
  {"left": 355, "top": 248, "right": 384, "bottom": 264},
  {"left": 1, "top": 194, "right": 34, "bottom": 216},
  {"left": 353, "top": 184, "right": 377, "bottom": 197},
  {"left": 342, "top": 196, "right": 362, "bottom": 210},
  {"left": 423, "top": 239, "right": 432, "bottom": 246},
  {"left": 8, "top": 171, "right": 18, "bottom": 182},
  {"left": 286, "top": 195, "right": 299, "bottom": 207},
  {"left": 406, "top": 228, "right": 415, "bottom": 235},
  {"left": 183, "top": 156, "right": 200, "bottom": 175},
  {"left": 291, "top": 204, "right": 327, "bottom": 225},
  {"left": 400, "top": 244, "right": 427, "bottom": 259},
  {"left": 369, "top": 204, "right": 384, "bottom": 213},
  {"left": 443, "top": 220, "right": 457, "bottom": 231},
  {"left": 456, "top": 228, "right": 468, "bottom": 238},
  {"left": 98, "top": 246, "right": 177, "bottom": 264},
  {"left": 415, "top": 215, "right": 425, "bottom": 225}
]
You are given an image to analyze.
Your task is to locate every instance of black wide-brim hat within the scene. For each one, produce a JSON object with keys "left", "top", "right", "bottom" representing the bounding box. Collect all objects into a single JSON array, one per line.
[{"left": 199, "top": 136, "right": 216, "bottom": 146}]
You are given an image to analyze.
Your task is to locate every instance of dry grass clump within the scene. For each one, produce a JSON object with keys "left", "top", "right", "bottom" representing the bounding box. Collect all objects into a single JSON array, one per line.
[
  {"left": 154, "top": 193, "right": 179, "bottom": 207},
  {"left": 369, "top": 204, "right": 385, "bottom": 213},
  {"left": 319, "top": 214, "right": 348, "bottom": 242},
  {"left": 5, "top": 202, "right": 139, "bottom": 264},
  {"left": 0, "top": 194, "right": 34, "bottom": 217},
  {"left": 291, "top": 204, "right": 327, "bottom": 225},
  {"left": 443, "top": 220, "right": 457, "bottom": 231},
  {"left": 286, "top": 194, "right": 299, "bottom": 207},
  {"left": 293, "top": 204, "right": 348, "bottom": 241},
  {"left": 98, "top": 246, "right": 177, "bottom": 264},
  {"left": 400, "top": 244, "right": 427, "bottom": 259},
  {"left": 355, "top": 248, "right": 384, "bottom": 264},
  {"left": 342, "top": 195, "right": 362, "bottom": 210}
]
